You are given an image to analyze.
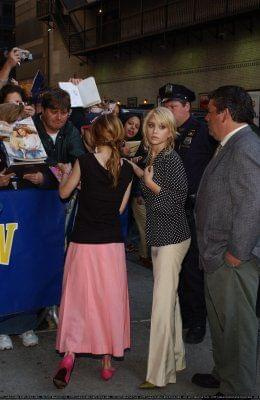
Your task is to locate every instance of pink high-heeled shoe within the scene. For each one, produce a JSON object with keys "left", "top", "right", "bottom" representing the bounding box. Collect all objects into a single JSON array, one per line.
[
  {"left": 53, "top": 354, "right": 74, "bottom": 389},
  {"left": 100, "top": 366, "right": 116, "bottom": 381},
  {"left": 101, "top": 355, "right": 115, "bottom": 381}
]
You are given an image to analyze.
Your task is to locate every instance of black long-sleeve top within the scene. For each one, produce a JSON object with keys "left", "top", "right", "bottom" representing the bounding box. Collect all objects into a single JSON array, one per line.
[{"left": 141, "top": 148, "right": 190, "bottom": 247}]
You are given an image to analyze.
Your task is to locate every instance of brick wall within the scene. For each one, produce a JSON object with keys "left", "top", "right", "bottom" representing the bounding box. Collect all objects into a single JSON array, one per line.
[{"left": 87, "top": 23, "right": 260, "bottom": 106}]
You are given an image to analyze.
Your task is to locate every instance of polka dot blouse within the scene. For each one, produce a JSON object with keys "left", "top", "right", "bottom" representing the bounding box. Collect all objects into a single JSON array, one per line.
[{"left": 141, "top": 148, "right": 190, "bottom": 247}]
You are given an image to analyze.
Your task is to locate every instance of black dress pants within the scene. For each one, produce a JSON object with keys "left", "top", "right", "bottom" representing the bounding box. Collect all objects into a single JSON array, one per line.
[{"left": 178, "top": 207, "right": 207, "bottom": 328}]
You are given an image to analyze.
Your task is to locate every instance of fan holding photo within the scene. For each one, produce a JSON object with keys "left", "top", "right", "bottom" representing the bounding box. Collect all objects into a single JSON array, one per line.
[{"left": 120, "top": 112, "right": 143, "bottom": 158}]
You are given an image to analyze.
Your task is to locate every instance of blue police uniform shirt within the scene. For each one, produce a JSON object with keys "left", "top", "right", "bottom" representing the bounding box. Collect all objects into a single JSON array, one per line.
[{"left": 175, "top": 115, "right": 217, "bottom": 195}]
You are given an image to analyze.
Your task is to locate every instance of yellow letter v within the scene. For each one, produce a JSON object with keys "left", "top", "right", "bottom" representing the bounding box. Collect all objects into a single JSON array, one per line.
[{"left": 0, "top": 223, "right": 18, "bottom": 265}]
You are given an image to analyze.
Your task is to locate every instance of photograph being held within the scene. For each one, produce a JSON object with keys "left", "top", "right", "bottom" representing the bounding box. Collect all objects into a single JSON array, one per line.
[
  {"left": 129, "top": 107, "right": 191, "bottom": 389},
  {"left": 10, "top": 126, "right": 42, "bottom": 158}
]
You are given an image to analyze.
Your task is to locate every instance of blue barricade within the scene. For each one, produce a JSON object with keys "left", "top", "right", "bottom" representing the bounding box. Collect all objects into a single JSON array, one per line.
[{"left": 0, "top": 189, "right": 65, "bottom": 316}]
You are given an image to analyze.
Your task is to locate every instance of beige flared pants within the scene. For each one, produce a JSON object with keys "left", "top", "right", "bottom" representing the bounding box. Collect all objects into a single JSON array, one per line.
[{"left": 146, "top": 238, "right": 191, "bottom": 387}]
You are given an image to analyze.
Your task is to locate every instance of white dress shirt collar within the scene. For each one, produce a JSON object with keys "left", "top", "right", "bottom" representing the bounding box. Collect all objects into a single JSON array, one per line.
[{"left": 221, "top": 124, "right": 248, "bottom": 147}]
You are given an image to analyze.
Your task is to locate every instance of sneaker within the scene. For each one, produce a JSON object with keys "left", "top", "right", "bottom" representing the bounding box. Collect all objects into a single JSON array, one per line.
[
  {"left": 19, "top": 330, "right": 39, "bottom": 347},
  {"left": 0, "top": 334, "right": 13, "bottom": 350}
]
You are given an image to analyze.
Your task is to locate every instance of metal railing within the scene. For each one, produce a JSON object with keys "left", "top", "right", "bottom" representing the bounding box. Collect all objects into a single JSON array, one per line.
[
  {"left": 36, "top": 0, "right": 260, "bottom": 54},
  {"left": 167, "top": 0, "right": 194, "bottom": 28},
  {"left": 61, "top": 0, "right": 87, "bottom": 11},
  {"left": 0, "top": 15, "right": 14, "bottom": 27},
  {"left": 228, "top": 0, "right": 260, "bottom": 13},
  {"left": 36, "top": 0, "right": 55, "bottom": 18},
  {"left": 36, "top": 0, "right": 84, "bottom": 53}
]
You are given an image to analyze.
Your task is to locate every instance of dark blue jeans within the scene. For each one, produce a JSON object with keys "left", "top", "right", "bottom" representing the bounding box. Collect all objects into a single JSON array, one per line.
[{"left": 0, "top": 312, "right": 38, "bottom": 335}]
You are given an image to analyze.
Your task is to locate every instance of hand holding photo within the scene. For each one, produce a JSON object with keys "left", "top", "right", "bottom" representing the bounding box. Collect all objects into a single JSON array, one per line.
[
  {"left": 50, "top": 163, "right": 72, "bottom": 182},
  {"left": 0, "top": 120, "right": 13, "bottom": 139}
]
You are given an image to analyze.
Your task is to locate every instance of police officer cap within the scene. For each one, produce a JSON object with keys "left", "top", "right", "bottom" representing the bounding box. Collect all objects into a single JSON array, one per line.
[{"left": 159, "top": 83, "right": 196, "bottom": 103}]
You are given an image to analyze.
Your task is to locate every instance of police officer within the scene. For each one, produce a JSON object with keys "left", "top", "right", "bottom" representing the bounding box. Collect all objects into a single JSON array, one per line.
[{"left": 159, "top": 83, "right": 217, "bottom": 343}]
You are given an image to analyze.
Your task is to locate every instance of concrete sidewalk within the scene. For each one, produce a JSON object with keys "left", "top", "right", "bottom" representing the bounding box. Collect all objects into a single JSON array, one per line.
[{"left": 1, "top": 258, "right": 259, "bottom": 398}]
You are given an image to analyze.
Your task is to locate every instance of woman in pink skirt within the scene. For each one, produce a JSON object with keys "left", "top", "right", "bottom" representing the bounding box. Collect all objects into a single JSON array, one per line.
[{"left": 53, "top": 114, "right": 133, "bottom": 388}]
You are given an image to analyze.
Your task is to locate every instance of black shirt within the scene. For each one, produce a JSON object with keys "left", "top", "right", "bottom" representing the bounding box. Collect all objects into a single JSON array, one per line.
[
  {"left": 141, "top": 149, "right": 190, "bottom": 247},
  {"left": 71, "top": 153, "right": 133, "bottom": 244},
  {"left": 33, "top": 114, "right": 86, "bottom": 165}
]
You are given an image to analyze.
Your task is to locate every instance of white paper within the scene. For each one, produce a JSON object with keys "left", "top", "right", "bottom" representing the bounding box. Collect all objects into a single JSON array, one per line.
[
  {"left": 59, "top": 77, "right": 101, "bottom": 108},
  {"left": 58, "top": 82, "right": 83, "bottom": 107},
  {"left": 78, "top": 77, "right": 101, "bottom": 108}
]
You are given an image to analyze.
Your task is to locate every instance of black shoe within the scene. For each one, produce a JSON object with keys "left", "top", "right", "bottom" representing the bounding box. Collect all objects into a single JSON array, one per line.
[
  {"left": 192, "top": 373, "right": 220, "bottom": 388},
  {"left": 184, "top": 326, "right": 206, "bottom": 344}
]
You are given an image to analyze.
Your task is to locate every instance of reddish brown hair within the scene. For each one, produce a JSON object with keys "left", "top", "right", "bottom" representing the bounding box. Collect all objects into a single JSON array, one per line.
[{"left": 91, "top": 114, "right": 125, "bottom": 187}]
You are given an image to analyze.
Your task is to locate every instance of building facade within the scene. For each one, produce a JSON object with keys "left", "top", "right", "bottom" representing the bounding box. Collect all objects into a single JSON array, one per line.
[
  {"left": 15, "top": 0, "right": 260, "bottom": 111},
  {"left": 0, "top": 0, "right": 15, "bottom": 64}
]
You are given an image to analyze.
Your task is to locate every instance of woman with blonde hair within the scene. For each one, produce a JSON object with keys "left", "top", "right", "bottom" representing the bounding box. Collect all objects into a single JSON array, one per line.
[
  {"left": 53, "top": 114, "right": 133, "bottom": 388},
  {"left": 129, "top": 107, "right": 191, "bottom": 388}
]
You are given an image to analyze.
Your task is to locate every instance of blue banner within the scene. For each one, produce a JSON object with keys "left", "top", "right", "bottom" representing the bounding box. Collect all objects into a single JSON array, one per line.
[{"left": 0, "top": 189, "right": 65, "bottom": 316}]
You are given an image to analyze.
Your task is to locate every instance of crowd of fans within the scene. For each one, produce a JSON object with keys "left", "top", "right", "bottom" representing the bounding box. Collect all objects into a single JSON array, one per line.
[{"left": 0, "top": 48, "right": 259, "bottom": 398}]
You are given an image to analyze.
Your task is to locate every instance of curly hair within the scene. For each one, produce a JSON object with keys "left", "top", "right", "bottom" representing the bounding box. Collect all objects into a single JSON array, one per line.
[{"left": 0, "top": 84, "right": 27, "bottom": 104}]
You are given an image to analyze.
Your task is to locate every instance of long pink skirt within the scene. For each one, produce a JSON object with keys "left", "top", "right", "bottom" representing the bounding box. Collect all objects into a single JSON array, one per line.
[{"left": 56, "top": 242, "right": 130, "bottom": 357}]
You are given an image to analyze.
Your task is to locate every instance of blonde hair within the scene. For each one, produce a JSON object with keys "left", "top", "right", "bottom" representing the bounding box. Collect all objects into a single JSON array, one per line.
[
  {"left": 91, "top": 114, "right": 125, "bottom": 187},
  {"left": 143, "top": 107, "right": 177, "bottom": 151},
  {"left": 0, "top": 103, "right": 24, "bottom": 124},
  {"left": 15, "top": 126, "right": 33, "bottom": 136}
]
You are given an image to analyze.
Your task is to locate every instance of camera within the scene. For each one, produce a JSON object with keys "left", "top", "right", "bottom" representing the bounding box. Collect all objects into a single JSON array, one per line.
[
  {"left": 18, "top": 48, "right": 33, "bottom": 62},
  {"left": 4, "top": 48, "right": 33, "bottom": 64}
]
